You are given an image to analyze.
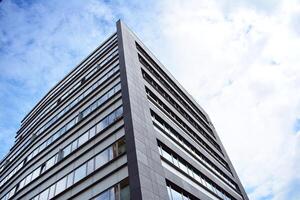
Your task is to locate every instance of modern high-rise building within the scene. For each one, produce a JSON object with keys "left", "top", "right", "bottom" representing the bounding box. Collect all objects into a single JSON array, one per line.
[{"left": 0, "top": 20, "right": 248, "bottom": 200}]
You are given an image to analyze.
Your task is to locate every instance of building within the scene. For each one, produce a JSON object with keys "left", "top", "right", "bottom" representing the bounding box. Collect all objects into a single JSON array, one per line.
[{"left": 0, "top": 20, "right": 249, "bottom": 200}]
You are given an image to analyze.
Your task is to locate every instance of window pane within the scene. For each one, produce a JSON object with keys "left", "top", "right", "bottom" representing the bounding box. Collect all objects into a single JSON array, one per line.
[
  {"left": 39, "top": 188, "right": 49, "bottom": 200},
  {"left": 55, "top": 177, "right": 67, "bottom": 195},
  {"left": 95, "top": 150, "right": 109, "bottom": 169},
  {"left": 48, "top": 184, "right": 56, "bottom": 199},
  {"left": 74, "top": 164, "right": 87, "bottom": 183},
  {"left": 45, "top": 156, "right": 56, "bottom": 171},
  {"left": 66, "top": 119, "right": 75, "bottom": 131},
  {"left": 161, "top": 148, "right": 172, "bottom": 163},
  {"left": 89, "top": 126, "right": 96, "bottom": 138},
  {"left": 71, "top": 140, "right": 78, "bottom": 151},
  {"left": 97, "top": 118, "right": 108, "bottom": 133},
  {"left": 63, "top": 144, "right": 71, "bottom": 158},
  {"left": 66, "top": 172, "right": 74, "bottom": 188},
  {"left": 95, "top": 190, "right": 110, "bottom": 200},
  {"left": 31, "top": 168, "right": 40, "bottom": 180},
  {"left": 171, "top": 188, "right": 183, "bottom": 200},
  {"left": 178, "top": 162, "right": 188, "bottom": 174},
  {"left": 120, "top": 184, "right": 130, "bottom": 200},
  {"left": 87, "top": 159, "right": 95, "bottom": 175},
  {"left": 78, "top": 132, "right": 89, "bottom": 147},
  {"left": 167, "top": 186, "right": 172, "bottom": 200}
]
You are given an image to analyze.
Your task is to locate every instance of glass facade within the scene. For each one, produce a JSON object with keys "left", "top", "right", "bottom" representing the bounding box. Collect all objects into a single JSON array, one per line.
[{"left": 31, "top": 138, "right": 126, "bottom": 200}]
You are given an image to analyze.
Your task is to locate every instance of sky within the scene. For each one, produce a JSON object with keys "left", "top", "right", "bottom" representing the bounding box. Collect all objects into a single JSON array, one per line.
[{"left": 0, "top": 0, "right": 300, "bottom": 199}]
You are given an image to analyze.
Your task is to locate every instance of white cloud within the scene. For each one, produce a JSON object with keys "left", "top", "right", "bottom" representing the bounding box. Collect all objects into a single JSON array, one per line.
[{"left": 140, "top": 0, "right": 300, "bottom": 199}]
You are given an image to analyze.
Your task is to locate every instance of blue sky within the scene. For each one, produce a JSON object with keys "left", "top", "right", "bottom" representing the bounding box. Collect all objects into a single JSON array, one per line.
[{"left": 1, "top": 0, "right": 300, "bottom": 199}]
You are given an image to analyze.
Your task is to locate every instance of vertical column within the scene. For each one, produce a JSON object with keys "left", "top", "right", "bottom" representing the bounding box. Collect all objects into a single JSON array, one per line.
[{"left": 117, "top": 20, "right": 169, "bottom": 200}]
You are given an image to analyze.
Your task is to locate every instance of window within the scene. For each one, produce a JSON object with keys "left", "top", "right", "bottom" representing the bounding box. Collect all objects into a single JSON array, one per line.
[
  {"left": 170, "top": 187, "right": 182, "bottom": 200},
  {"left": 87, "top": 159, "right": 95, "bottom": 175},
  {"left": 74, "top": 164, "right": 87, "bottom": 183},
  {"left": 39, "top": 188, "right": 49, "bottom": 200},
  {"left": 161, "top": 148, "right": 172, "bottom": 163},
  {"left": 31, "top": 168, "right": 40, "bottom": 180},
  {"left": 66, "top": 172, "right": 74, "bottom": 188},
  {"left": 97, "top": 118, "right": 109, "bottom": 133},
  {"left": 120, "top": 178, "right": 130, "bottom": 200},
  {"left": 62, "top": 144, "right": 71, "bottom": 158},
  {"left": 71, "top": 140, "right": 78, "bottom": 151},
  {"left": 95, "top": 149, "right": 110, "bottom": 169},
  {"left": 55, "top": 177, "right": 67, "bottom": 195},
  {"left": 95, "top": 189, "right": 111, "bottom": 200},
  {"left": 117, "top": 139, "right": 126, "bottom": 155},
  {"left": 48, "top": 184, "right": 56, "bottom": 199},
  {"left": 78, "top": 132, "right": 89, "bottom": 146},
  {"left": 179, "top": 161, "right": 188, "bottom": 174},
  {"left": 66, "top": 118, "right": 76, "bottom": 131},
  {"left": 89, "top": 126, "right": 96, "bottom": 138},
  {"left": 45, "top": 156, "right": 56, "bottom": 171}
]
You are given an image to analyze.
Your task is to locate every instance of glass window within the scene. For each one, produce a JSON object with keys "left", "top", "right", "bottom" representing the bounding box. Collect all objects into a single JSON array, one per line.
[
  {"left": 45, "top": 156, "right": 56, "bottom": 171},
  {"left": 117, "top": 139, "right": 126, "bottom": 155},
  {"left": 31, "top": 168, "right": 40, "bottom": 180},
  {"left": 161, "top": 148, "right": 172, "bottom": 163},
  {"left": 115, "top": 107, "right": 123, "bottom": 118},
  {"left": 39, "top": 141, "right": 47, "bottom": 152},
  {"left": 63, "top": 144, "right": 71, "bottom": 158},
  {"left": 114, "top": 84, "right": 121, "bottom": 92},
  {"left": 194, "top": 173, "right": 202, "bottom": 184},
  {"left": 59, "top": 126, "right": 66, "bottom": 135},
  {"left": 167, "top": 186, "right": 172, "bottom": 199},
  {"left": 52, "top": 132, "right": 59, "bottom": 141},
  {"left": 74, "top": 164, "right": 87, "bottom": 183},
  {"left": 97, "top": 118, "right": 108, "bottom": 133},
  {"left": 78, "top": 132, "right": 89, "bottom": 146},
  {"left": 178, "top": 162, "right": 188, "bottom": 174},
  {"left": 82, "top": 108, "right": 90, "bottom": 118},
  {"left": 25, "top": 173, "right": 32, "bottom": 185},
  {"left": 39, "top": 188, "right": 49, "bottom": 200},
  {"left": 89, "top": 126, "right": 96, "bottom": 138},
  {"left": 46, "top": 137, "right": 53, "bottom": 146},
  {"left": 95, "top": 149, "right": 109, "bottom": 169},
  {"left": 19, "top": 179, "right": 25, "bottom": 189},
  {"left": 66, "top": 172, "right": 74, "bottom": 188},
  {"left": 48, "top": 184, "right": 56, "bottom": 199},
  {"left": 90, "top": 102, "right": 98, "bottom": 112},
  {"left": 108, "top": 113, "right": 116, "bottom": 124},
  {"left": 66, "top": 119, "right": 76, "bottom": 131},
  {"left": 71, "top": 140, "right": 78, "bottom": 151},
  {"left": 87, "top": 159, "right": 95, "bottom": 175},
  {"left": 95, "top": 190, "right": 110, "bottom": 200},
  {"left": 171, "top": 187, "right": 183, "bottom": 200},
  {"left": 120, "top": 179, "right": 130, "bottom": 200},
  {"left": 55, "top": 177, "right": 67, "bottom": 195}
]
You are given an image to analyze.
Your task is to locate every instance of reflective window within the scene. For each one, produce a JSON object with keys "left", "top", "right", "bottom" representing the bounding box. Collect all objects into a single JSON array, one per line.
[
  {"left": 74, "top": 164, "right": 87, "bottom": 183},
  {"left": 48, "top": 185, "right": 56, "bottom": 199},
  {"left": 66, "top": 172, "right": 74, "bottom": 188},
  {"left": 62, "top": 144, "right": 71, "bottom": 157},
  {"left": 39, "top": 188, "right": 49, "bottom": 200},
  {"left": 89, "top": 126, "right": 96, "bottom": 138},
  {"left": 55, "top": 177, "right": 67, "bottom": 195},
  {"left": 87, "top": 159, "right": 95, "bottom": 175},
  {"left": 78, "top": 132, "right": 89, "bottom": 146},
  {"left": 95, "top": 149, "right": 110, "bottom": 169}
]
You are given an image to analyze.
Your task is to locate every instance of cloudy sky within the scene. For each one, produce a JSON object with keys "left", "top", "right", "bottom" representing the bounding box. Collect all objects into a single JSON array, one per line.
[{"left": 1, "top": 0, "right": 300, "bottom": 199}]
